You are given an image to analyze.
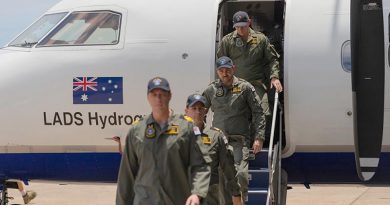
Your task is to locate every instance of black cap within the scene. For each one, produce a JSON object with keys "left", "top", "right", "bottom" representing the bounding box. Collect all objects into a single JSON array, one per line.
[
  {"left": 147, "top": 77, "right": 170, "bottom": 93},
  {"left": 216, "top": 56, "right": 234, "bottom": 70},
  {"left": 232, "top": 11, "right": 249, "bottom": 27},
  {"left": 186, "top": 94, "right": 206, "bottom": 107}
]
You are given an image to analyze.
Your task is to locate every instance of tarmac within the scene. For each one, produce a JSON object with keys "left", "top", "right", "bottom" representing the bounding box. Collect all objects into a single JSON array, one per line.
[{"left": 4, "top": 181, "right": 390, "bottom": 205}]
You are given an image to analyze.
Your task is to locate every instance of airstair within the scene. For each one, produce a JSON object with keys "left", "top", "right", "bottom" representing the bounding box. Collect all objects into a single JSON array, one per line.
[{"left": 248, "top": 92, "right": 285, "bottom": 205}]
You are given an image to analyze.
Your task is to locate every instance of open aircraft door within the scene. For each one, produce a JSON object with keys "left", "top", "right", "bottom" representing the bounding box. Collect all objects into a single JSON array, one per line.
[
  {"left": 384, "top": 1, "right": 390, "bottom": 107},
  {"left": 351, "top": 0, "right": 385, "bottom": 181},
  {"left": 383, "top": 0, "right": 390, "bottom": 175}
]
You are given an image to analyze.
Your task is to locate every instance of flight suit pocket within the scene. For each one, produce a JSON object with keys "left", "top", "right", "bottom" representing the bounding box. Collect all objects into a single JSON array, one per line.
[
  {"left": 203, "top": 155, "right": 212, "bottom": 164},
  {"left": 195, "top": 137, "right": 213, "bottom": 164},
  {"left": 249, "top": 43, "right": 263, "bottom": 62},
  {"left": 164, "top": 127, "right": 181, "bottom": 150},
  {"left": 242, "top": 146, "right": 250, "bottom": 161},
  {"left": 211, "top": 96, "right": 229, "bottom": 112},
  {"left": 134, "top": 185, "right": 149, "bottom": 199},
  {"left": 230, "top": 91, "right": 246, "bottom": 111}
]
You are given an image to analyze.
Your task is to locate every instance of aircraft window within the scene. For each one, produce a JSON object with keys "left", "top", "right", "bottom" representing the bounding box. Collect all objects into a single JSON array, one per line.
[
  {"left": 8, "top": 12, "right": 67, "bottom": 48},
  {"left": 38, "top": 11, "right": 121, "bottom": 47},
  {"left": 341, "top": 40, "right": 351, "bottom": 72}
]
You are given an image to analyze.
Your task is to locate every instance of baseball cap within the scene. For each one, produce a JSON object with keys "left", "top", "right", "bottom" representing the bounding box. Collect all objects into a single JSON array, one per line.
[
  {"left": 216, "top": 56, "right": 234, "bottom": 70},
  {"left": 186, "top": 94, "right": 206, "bottom": 107},
  {"left": 147, "top": 77, "right": 170, "bottom": 93},
  {"left": 232, "top": 11, "right": 249, "bottom": 27}
]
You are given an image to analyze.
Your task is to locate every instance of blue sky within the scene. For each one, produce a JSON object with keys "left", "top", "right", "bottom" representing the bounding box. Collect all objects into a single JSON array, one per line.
[{"left": 0, "top": 0, "right": 61, "bottom": 47}]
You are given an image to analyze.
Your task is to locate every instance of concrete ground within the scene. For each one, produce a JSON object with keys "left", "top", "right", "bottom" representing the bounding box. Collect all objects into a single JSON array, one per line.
[
  {"left": 287, "top": 184, "right": 390, "bottom": 205},
  {"left": 3, "top": 181, "right": 390, "bottom": 205}
]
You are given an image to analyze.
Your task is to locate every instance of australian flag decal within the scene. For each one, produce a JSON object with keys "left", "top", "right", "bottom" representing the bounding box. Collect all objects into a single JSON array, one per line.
[{"left": 73, "top": 77, "right": 123, "bottom": 104}]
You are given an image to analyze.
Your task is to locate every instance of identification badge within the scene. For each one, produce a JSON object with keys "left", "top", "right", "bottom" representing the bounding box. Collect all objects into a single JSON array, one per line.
[
  {"left": 193, "top": 126, "right": 201, "bottom": 135},
  {"left": 216, "top": 87, "right": 224, "bottom": 97},
  {"left": 145, "top": 124, "right": 156, "bottom": 138},
  {"left": 202, "top": 135, "right": 211, "bottom": 145},
  {"left": 165, "top": 125, "right": 179, "bottom": 135}
]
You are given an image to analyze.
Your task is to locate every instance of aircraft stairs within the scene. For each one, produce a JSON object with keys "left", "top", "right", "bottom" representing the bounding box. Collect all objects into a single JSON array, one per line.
[{"left": 247, "top": 92, "right": 284, "bottom": 205}]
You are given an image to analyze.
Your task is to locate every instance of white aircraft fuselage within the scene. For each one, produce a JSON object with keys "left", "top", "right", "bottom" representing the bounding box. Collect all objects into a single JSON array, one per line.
[{"left": 0, "top": 0, "right": 389, "bottom": 183}]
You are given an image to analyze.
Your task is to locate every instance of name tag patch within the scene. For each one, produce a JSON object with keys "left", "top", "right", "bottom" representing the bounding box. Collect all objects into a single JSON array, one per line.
[
  {"left": 165, "top": 125, "right": 179, "bottom": 135},
  {"left": 202, "top": 135, "right": 211, "bottom": 145},
  {"left": 231, "top": 86, "right": 241, "bottom": 93}
]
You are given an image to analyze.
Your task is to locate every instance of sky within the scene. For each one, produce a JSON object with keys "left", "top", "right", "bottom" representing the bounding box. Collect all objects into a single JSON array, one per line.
[{"left": 0, "top": 0, "right": 61, "bottom": 47}]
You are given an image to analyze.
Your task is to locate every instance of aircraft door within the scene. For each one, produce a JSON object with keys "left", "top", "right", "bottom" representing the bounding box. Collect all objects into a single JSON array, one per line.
[
  {"left": 383, "top": 0, "right": 390, "bottom": 153},
  {"left": 384, "top": 1, "right": 390, "bottom": 109}
]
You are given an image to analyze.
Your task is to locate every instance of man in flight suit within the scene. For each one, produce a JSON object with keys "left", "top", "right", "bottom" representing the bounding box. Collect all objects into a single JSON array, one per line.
[
  {"left": 202, "top": 57, "right": 266, "bottom": 203},
  {"left": 116, "top": 77, "right": 210, "bottom": 205},
  {"left": 184, "top": 94, "right": 242, "bottom": 205},
  {"left": 217, "top": 11, "right": 283, "bottom": 140}
]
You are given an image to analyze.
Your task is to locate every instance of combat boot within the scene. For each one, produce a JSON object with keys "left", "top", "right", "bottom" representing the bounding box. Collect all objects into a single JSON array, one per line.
[{"left": 23, "top": 191, "right": 37, "bottom": 204}]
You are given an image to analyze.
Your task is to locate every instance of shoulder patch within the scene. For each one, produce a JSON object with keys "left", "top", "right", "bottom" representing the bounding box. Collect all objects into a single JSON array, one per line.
[{"left": 184, "top": 115, "right": 193, "bottom": 122}]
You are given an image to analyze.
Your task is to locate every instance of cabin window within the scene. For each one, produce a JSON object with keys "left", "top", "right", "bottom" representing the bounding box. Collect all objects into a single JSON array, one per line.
[
  {"left": 341, "top": 40, "right": 351, "bottom": 72},
  {"left": 8, "top": 12, "right": 67, "bottom": 48},
  {"left": 38, "top": 11, "right": 121, "bottom": 47}
]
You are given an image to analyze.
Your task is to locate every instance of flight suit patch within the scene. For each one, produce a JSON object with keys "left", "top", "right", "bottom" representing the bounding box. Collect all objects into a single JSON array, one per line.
[
  {"left": 145, "top": 124, "right": 156, "bottom": 138},
  {"left": 216, "top": 87, "right": 224, "bottom": 97},
  {"left": 201, "top": 135, "right": 211, "bottom": 145},
  {"left": 231, "top": 86, "right": 242, "bottom": 94},
  {"left": 235, "top": 38, "right": 244, "bottom": 47},
  {"left": 193, "top": 126, "right": 201, "bottom": 135},
  {"left": 165, "top": 125, "right": 179, "bottom": 135},
  {"left": 251, "top": 37, "right": 258, "bottom": 44},
  {"left": 184, "top": 115, "right": 193, "bottom": 122}
]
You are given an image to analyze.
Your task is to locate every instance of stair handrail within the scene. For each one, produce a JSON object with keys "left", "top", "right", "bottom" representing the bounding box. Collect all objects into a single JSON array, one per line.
[
  {"left": 277, "top": 100, "right": 284, "bottom": 205},
  {"left": 266, "top": 91, "right": 279, "bottom": 205}
]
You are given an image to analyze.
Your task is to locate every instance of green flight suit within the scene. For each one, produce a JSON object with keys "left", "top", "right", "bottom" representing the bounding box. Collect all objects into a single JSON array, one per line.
[
  {"left": 201, "top": 126, "right": 240, "bottom": 205},
  {"left": 202, "top": 76, "right": 265, "bottom": 203},
  {"left": 217, "top": 28, "right": 280, "bottom": 116},
  {"left": 116, "top": 114, "right": 211, "bottom": 205}
]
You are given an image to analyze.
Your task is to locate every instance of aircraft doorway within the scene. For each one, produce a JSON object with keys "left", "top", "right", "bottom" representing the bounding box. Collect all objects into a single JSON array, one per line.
[
  {"left": 216, "top": 0, "right": 286, "bottom": 149},
  {"left": 218, "top": 0, "right": 285, "bottom": 52}
]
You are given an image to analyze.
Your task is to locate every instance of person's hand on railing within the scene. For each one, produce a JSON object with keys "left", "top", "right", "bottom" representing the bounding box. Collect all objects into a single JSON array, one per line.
[
  {"left": 252, "top": 139, "right": 263, "bottom": 154},
  {"left": 271, "top": 78, "right": 283, "bottom": 93}
]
